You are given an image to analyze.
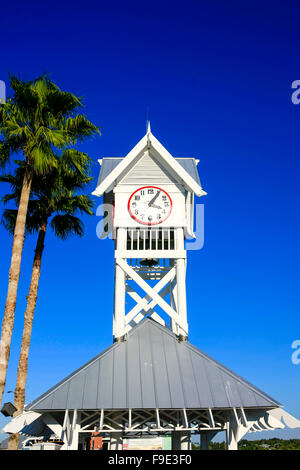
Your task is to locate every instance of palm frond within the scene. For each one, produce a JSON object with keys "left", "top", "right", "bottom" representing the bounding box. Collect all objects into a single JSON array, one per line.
[
  {"left": 0, "top": 141, "right": 12, "bottom": 168},
  {"left": 60, "top": 149, "right": 92, "bottom": 176},
  {"left": 1, "top": 206, "right": 41, "bottom": 234},
  {"left": 29, "top": 143, "right": 57, "bottom": 175},
  {"left": 1, "top": 209, "right": 18, "bottom": 234},
  {"left": 50, "top": 214, "right": 84, "bottom": 240},
  {"left": 1, "top": 74, "right": 99, "bottom": 180},
  {"left": 64, "top": 115, "right": 100, "bottom": 143}
]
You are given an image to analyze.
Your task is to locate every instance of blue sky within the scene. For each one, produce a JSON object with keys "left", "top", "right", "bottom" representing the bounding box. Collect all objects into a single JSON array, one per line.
[{"left": 1, "top": 0, "right": 300, "bottom": 441}]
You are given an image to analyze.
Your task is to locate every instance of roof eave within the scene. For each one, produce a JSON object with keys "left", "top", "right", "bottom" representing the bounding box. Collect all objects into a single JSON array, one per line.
[{"left": 92, "top": 131, "right": 207, "bottom": 197}]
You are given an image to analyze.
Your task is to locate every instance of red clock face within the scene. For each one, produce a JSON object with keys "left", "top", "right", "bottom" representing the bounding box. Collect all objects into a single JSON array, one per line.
[{"left": 128, "top": 186, "right": 172, "bottom": 225}]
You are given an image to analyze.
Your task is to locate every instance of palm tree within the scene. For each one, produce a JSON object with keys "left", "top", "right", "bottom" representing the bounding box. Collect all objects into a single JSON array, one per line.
[
  {"left": 0, "top": 156, "right": 94, "bottom": 449},
  {"left": 0, "top": 75, "right": 99, "bottom": 405}
]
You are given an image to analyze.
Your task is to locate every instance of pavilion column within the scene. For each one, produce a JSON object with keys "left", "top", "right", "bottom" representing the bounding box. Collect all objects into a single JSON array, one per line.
[
  {"left": 60, "top": 410, "right": 80, "bottom": 450},
  {"left": 226, "top": 414, "right": 239, "bottom": 450},
  {"left": 68, "top": 412, "right": 80, "bottom": 450}
]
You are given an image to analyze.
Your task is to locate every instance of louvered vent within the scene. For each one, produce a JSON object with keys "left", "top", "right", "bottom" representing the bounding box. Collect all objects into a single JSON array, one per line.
[{"left": 120, "top": 153, "right": 176, "bottom": 185}]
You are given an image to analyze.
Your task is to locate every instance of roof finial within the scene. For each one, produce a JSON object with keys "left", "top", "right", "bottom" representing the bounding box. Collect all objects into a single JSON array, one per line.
[
  {"left": 146, "top": 107, "right": 151, "bottom": 135},
  {"left": 146, "top": 119, "right": 151, "bottom": 134}
]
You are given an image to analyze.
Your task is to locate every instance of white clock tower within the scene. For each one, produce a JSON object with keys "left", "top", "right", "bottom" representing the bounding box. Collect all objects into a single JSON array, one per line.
[
  {"left": 5, "top": 124, "right": 300, "bottom": 451},
  {"left": 93, "top": 123, "right": 206, "bottom": 342}
]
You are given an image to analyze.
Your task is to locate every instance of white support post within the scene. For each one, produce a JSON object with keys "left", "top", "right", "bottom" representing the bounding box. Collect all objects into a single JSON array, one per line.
[
  {"left": 113, "top": 228, "right": 127, "bottom": 341},
  {"left": 60, "top": 409, "right": 70, "bottom": 449},
  {"left": 69, "top": 410, "right": 80, "bottom": 450},
  {"left": 170, "top": 258, "right": 179, "bottom": 335},
  {"left": 60, "top": 410, "right": 80, "bottom": 450},
  {"left": 175, "top": 228, "right": 188, "bottom": 339},
  {"left": 226, "top": 413, "right": 239, "bottom": 450}
]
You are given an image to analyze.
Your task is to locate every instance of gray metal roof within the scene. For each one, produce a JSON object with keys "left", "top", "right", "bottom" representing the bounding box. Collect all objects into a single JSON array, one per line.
[
  {"left": 26, "top": 319, "right": 280, "bottom": 411},
  {"left": 97, "top": 157, "right": 202, "bottom": 188}
]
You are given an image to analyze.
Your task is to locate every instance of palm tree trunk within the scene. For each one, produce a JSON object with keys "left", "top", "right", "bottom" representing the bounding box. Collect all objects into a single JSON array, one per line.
[
  {"left": 8, "top": 219, "right": 47, "bottom": 451},
  {"left": 0, "top": 171, "right": 32, "bottom": 407}
]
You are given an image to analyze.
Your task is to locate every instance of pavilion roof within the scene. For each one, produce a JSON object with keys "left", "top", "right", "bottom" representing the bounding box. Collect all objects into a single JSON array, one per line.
[{"left": 26, "top": 319, "right": 280, "bottom": 411}]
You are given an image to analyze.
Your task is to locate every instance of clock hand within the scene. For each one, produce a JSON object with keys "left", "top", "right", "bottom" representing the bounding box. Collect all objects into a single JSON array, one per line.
[
  {"left": 151, "top": 204, "right": 162, "bottom": 209},
  {"left": 148, "top": 190, "right": 161, "bottom": 206}
]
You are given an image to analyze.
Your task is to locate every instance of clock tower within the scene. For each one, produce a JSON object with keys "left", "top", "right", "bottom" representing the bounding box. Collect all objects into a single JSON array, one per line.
[
  {"left": 5, "top": 123, "right": 300, "bottom": 451},
  {"left": 93, "top": 123, "right": 206, "bottom": 342}
]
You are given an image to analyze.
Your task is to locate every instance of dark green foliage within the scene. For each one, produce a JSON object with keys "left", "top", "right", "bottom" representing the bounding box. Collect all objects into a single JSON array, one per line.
[
  {"left": 1, "top": 154, "right": 93, "bottom": 239},
  {"left": 0, "top": 74, "right": 100, "bottom": 174},
  {"left": 192, "top": 438, "right": 300, "bottom": 450}
]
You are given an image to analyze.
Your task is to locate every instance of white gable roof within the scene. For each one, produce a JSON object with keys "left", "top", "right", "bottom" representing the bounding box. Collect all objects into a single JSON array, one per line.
[{"left": 92, "top": 128, "right": 207, "bottom": 197}]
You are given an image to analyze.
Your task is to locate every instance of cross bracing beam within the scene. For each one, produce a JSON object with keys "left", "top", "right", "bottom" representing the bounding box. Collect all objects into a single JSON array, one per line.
[
  {"left": 73, "top": 407, "right": 291, "bottom": 437},
  {"left": 117, "top": 258, "right": 188, "bottom": 333},
  {"left": 126, "top": 284, "right": 172, "bottom": 330},
  {"left": 124, "top": 267, "right": 176, "bottom": 325},
  {"left": 75, "top": 409, "right": 228, "bottom": 434}
]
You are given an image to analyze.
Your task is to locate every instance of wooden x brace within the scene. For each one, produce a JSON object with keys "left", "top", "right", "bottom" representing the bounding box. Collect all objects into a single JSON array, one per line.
[{"left": 117, "top": 258, "right": 188, "bottom": 333}]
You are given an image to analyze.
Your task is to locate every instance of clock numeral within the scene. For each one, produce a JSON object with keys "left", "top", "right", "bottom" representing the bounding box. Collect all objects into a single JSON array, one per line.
[
  {"left": 140, "top": 190, "right": 145, "bottom": 195},
  {"left": 134, "top": 210, "right": 139, "bottom": 215},
  {"left": 164, "top": 202, "right": 169, "bottom": 207},
  {"left": 134, "top": 195, "right": 140, "bottom": 201}
]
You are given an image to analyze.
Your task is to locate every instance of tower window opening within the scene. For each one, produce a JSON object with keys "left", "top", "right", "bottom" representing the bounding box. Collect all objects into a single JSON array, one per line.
[{"left": 126, "top": 228, "right": 175, "bottom": 250}]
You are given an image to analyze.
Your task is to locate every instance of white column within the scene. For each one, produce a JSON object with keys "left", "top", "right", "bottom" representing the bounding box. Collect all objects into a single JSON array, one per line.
[
  {"left": 69, "top": 411, "right": 80, "bottom": 450},
  {"left": 226, "top": 417, "right": 238, "bottom": 450},
  {"left": 175, "top": 228, "right": 188, "bottom": 339},
  {"left": 113, "top": 228, "right": 127, "bottom": 341},
  {"left": 170, "top": 259, "right": 179, "bottom": 335}
]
